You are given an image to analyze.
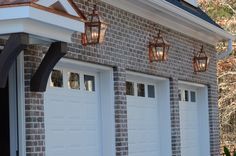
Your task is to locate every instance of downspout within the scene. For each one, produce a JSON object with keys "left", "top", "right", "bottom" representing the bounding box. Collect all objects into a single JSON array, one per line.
[{"left": 217, "top": 39, "right": 233, "bottom": 60}]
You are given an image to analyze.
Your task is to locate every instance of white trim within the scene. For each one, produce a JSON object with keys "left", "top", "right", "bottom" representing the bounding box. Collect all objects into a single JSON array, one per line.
[
  {"left": 197, "top": 86, "right": 210, "bottom": 156},
  {"left": 0, "top": 6, "right": 84, "bottom": 43},
  {"left": 17, "top": 53, "right": 26, "bottom": 156},
  {"left": 101, "top": 0, "right": 235, "bottom": 44},
  {"left": 8, "top": 52, "right": 25, "bottom": 156},
  {"left": 126, "top": 71, "right": 168, "bottom": 81},
  {"left": 179, "top": 80, "right": 206, "bottom": 88},
  {"left": 58, "top": 58, "right": 112, "bottom": 71},
  {"left": 99, "top": 70, "right": 116, "bottom": 156},
  {"left": 9, "top": 61, "right": 18, "bottom": 156}
]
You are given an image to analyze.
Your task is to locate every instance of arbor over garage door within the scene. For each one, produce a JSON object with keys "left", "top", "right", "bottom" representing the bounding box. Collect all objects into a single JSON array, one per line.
[
  {"left": 44, "top": 60, "right": 115, "bottom": 156},
  {"left": 126, "top": 73, "right": 171, "bottom": 156}
]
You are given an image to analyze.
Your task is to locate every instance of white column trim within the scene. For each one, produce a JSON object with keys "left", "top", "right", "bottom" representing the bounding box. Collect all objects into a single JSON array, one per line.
[{"left": 17, "top": 52, "right": 26, "bottom": 156}]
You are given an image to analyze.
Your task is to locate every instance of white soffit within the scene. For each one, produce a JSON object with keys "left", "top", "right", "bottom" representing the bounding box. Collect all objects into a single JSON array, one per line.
[
  {"left": 101, "top": 0, "right": 235, "bottom": 45},
  {"left": 0, "top": 6, "right": 84, "bottom": 43}
]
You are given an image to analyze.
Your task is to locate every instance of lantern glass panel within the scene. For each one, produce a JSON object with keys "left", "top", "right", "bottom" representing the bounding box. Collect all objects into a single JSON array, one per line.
[
  {"left": 99, "top": 22, "right": 108, "bottom": 43},
  {"left": 198, "top": 59, "right": 207, "bottom": 71},
  {"left": 85, "top": 25, "right": 92, "bottom": 43},
  {"left": 85, "top": 25, "right": 100, "bottom": 44},
  {"left": 91, "top": 26, "right": 99, "bottom": 43},
  {"left": 156, "top": 46, "right": 164, "bottom": 61},
  {"left": 151, "top": 45, "right": 157, "bottom": 60}
]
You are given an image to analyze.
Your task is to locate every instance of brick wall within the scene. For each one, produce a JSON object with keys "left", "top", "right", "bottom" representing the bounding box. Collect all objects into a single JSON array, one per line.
[
  {"left": 24, "top": 45, "right": 45, "bottom": 156},
  {"left": 170, "top": 78, "right": 182, "bottom": 156},
  {"left": 113, "top": 66, "right": 129, "bottom": 156},
  {"left": 23, "top": 0, "right": 219, "bottom": 156}
]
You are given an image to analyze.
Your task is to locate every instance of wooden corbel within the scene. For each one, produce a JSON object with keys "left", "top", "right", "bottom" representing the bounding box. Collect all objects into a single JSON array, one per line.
[
  {"left": 30, "top": 42, "right": 67, "bottom": 92},
  {"left": 0, "top": 33, "right": 29, "bottom": 88}
]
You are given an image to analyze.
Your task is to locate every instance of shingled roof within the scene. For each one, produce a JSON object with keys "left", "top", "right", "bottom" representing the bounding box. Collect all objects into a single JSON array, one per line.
[{"left": 165, "top": 0, "right": 222, "bottom": 29}]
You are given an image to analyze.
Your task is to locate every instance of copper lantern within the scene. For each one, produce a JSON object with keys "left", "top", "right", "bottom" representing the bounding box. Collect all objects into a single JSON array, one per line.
[
  {"left": 82, "top": 5, "right": 108, "bottom": 46},
  {"left": 149, "top": 30, "right": 170, "bottom": 62},
  {"left": 193, "top": 46, "right": 209, "bottom": 72}
]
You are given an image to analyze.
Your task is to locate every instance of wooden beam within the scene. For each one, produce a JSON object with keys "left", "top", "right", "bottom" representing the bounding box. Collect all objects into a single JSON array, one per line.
[
  {"left": 30, "top": 42, "right": 67, "bottom": 92},
  {"left": 0, "top": 33, "right": 29, "bottom": 88}
]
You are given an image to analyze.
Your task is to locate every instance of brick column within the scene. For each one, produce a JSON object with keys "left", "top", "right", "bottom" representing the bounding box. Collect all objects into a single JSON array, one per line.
[
  {"left": 170, "top": 77, "right": 181, "bottom": 156},
  {"left": 24, "top": 45, "right": 45, "bottom": 156},
  {"left": 208, "top": 84, "right": 220, "bottom": 156},
  {"left": 113, "top": 66, "right": 128, "bottom": 156}
]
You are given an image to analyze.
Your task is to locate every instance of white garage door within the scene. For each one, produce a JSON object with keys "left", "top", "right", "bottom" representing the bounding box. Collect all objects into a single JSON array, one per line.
[
  {"left": 179, "top": 86, "right": 199, "bottom": 156},
  {"left": 127, "top": 76, "right": 160, "bottom": 156},
  {"left": 44, "top": 67, "right": 102, "bottom": 156},
  {"left": 179, "top": 83, "right": 210, "bottom": 156}
]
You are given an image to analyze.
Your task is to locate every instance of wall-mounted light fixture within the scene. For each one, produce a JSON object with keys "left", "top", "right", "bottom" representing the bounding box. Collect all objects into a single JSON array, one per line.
[
  {"left": 81, "top": 5, "right": 108, "bottom": 46},
  {"left": 193, "top": 45, "right": 209, "bottom": 72},
  {"left": 149, "top": 30, "right": 170, "bottom": 62}
]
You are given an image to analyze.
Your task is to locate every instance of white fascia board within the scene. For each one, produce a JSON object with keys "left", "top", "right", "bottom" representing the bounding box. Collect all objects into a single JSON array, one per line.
[
  {"left": 0, "top": 6, "right": 84, "bottom": 43},
  {"left": 101, "top": 0, "right": 235, "bottom": 45},
  {"left": 0, "top": 19, "right": 74, "bottom": 43}
]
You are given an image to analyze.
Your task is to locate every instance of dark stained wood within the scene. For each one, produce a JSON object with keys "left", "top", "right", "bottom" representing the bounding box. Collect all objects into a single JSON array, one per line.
[
  {"left": 30, "top": 42, "right": 67, "bottom": 92},
  {"left": 0, "top": 33, "right": 28, "bottom": 88}
]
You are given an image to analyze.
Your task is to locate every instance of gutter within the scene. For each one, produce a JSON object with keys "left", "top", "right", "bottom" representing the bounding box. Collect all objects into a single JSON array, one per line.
[
  {"left": 147, "top": 0, "right": 235, "bottom": 60},
  {"left": 217, "top": 39, "right": 233, "bottom": 60},
  {"left": 150, "top": 0, "right": 235, "bottom": 40}
]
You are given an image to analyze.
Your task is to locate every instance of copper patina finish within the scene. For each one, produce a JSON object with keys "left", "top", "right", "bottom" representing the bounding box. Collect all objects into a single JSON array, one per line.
[{"left": 0, "top": 0, "right": 86, "bottom": 21}]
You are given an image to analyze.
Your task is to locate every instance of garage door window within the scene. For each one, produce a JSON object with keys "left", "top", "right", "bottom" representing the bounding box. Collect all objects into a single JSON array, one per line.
[
  {"left": 69, "top": 72, "right": 80, "bottom": 90},
  {"left": 184, "top": 90, "right": 189, "bottom": 102},
  {"left": 148, "top": 85, "right": 155, "bottom": 98},
  {"left": 190, "top": 91, "right": 196, "bottom": 102},
  {"left": 126, "top": 81, "right": 134, "bottom": 96},
  {"left": 137, "top": 83, "right": 145, "bottom": 97},
  {"left": 51, "top": 70, "right": 63, "bottom": 88},
  {"left": 84, "top": 75, "right": 95, "bottom": 91}
]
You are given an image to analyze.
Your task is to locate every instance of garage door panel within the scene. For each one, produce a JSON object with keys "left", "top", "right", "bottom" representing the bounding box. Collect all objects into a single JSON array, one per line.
[
  {"left": 181, "top": 148, "right": 199, "bottom": 155},
  {"left": 45, "top": 69, "right": 101, "bottom": 156},
  {"left": 129, "top": 143, "right": 160, "bottom": 152},
  {"left": 127, "top": 78, "right": 160, "bottom": 156},
  {"left": 179, "top": 85, "right": 206, "bottom": 156},
  {"left": 129, "top": 151, "right": 159, "bottom": 156}
]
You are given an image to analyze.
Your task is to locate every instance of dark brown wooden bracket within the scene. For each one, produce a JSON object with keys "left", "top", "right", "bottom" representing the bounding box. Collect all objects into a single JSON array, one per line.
[
  {"left": 30, "top": 42, "right": 67, "bottom": 92},
  {"left": 0, "top": 33, "right": 29, "bottom": 88}
]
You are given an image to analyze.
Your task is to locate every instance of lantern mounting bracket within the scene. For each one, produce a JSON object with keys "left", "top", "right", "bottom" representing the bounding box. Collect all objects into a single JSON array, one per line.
[
  {"left": 0, "top": 33, "right": 29, "bottom": 88},
  {"left": 30, "top": 42, "right": 67, "bottom": 92}
]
